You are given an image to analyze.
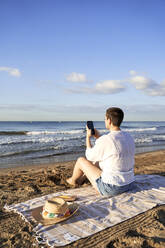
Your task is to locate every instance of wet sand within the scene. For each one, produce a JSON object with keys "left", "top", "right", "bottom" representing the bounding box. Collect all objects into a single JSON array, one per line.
[{"left": 0, "top": 150, "right": 165, "bottom": 248}]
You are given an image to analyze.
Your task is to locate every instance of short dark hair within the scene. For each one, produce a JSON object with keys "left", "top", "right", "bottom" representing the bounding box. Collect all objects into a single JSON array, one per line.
[{"left": 106, "top": 107, "right": 124, "bottom": 127}]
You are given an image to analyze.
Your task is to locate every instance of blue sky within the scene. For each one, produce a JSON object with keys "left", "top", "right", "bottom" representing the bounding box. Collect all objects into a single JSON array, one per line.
[{"left": 0, "top": 0, "right": 165, "bottom": 121}]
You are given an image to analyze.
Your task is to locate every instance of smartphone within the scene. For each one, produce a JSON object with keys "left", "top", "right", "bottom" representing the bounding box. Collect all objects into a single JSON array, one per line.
[{"left": 87, "top": 121, "right": 95, "bottom": 135}]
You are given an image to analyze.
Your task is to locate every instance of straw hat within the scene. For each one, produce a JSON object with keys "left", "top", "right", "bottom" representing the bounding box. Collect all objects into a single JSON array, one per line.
[{"left": 31, "top": 197, "right": 78, "bottom": 226}]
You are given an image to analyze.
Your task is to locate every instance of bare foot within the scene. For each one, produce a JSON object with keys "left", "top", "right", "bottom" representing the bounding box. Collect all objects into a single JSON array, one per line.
[{"left": 66, "top": 177, "right": 76, "bottom": 186}]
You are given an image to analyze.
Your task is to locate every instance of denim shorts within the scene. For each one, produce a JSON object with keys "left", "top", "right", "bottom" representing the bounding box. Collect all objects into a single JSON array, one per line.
[{"left": 96, "top": 177, "right": 135, "bottom": 197}]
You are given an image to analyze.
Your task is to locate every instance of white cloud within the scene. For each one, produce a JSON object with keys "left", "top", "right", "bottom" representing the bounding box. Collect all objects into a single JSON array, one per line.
[
  {"left": 66, "top": 79, "right": 125, "bottom": 94},
  {"left": 0, "top": 104, "right": 38, "bottom": 111},
  {"left": 128, "top": 73, "right": 165, "bottom": 96},
  {"left": 1, "top": 103, "right": 165, "bottom": 121},
  {"left": 66, "top": 72, "right": 89, "bottom": 83},
  {"left": 0, "top": 103, "right": 106, "bottom": 114},
  {"left": 0, "top": 67, "right": 21, "bottom": 77},
  {"left": 66, "top": 70, "right": 165, "bottom": 96},
  {"left": 122, "top": 104, "right": 165, "bottom": 121},
  {"left": 0, "top": 104, "right": 109, "bottom": 121},
  {"left": 128, "top": 75, "right": 156, "bottom": 90},
  {"left": 95, "top": 80, "right": 125, "bottom": 94}
]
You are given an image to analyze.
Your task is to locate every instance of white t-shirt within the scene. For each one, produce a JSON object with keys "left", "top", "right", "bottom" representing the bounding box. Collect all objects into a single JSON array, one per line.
[{"left": 85, "top": 130, "right": 135, "bottom": 186}]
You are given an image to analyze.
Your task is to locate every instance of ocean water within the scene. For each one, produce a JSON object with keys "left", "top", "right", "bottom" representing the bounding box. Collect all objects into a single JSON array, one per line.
[{"left": 0, "top": 121, "right": 165, "bottom": 168}]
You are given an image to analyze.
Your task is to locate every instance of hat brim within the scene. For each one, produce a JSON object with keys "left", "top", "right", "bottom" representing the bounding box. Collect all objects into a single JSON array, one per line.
[
  {"left": 31, "top": 203, "right": 79, "bottom": 226},
  {"left": 58, "top": 195, "right": 77, "bottom": 202}
]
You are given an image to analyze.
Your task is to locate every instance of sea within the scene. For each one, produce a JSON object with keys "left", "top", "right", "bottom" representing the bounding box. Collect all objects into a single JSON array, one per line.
[{"left": 0, "top": 121, "right": 165, "bottom": 169}]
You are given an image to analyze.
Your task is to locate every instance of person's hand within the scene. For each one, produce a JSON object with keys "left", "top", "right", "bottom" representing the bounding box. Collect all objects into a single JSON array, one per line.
[
  {"left": 94, "top": 129, "right": 100, "bottom": 139},
  {"left": 86, "top": 125, "right": 92, "bottom": 137},
  {"left": 86, "top": 126, "right": 100, "bottom": 138}
]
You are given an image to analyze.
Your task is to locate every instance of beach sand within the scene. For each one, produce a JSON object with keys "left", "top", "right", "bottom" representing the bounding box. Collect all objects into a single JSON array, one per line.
[{"left": 0, "top": 150, "right": 165, "bottom": 248}]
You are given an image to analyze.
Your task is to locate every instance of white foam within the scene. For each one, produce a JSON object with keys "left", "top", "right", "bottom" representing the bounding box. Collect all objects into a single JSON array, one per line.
[
  {"left": 152, "top": 135, "right": 165, "bottom": 140},
  {"left": 96, "top": 128, "right": 157, "bottom": 134},
  {"left": 123, "top": 127, "right": 157, "bottom": 132},
  {"left": 135, "top": 135, "right": 165, "bottom": 144},
  {"left": 135, "top": 137, "right": 153, "bottom": 143},
  {"left": 27, "top": 130, "right": 84, "bottom": 135}
]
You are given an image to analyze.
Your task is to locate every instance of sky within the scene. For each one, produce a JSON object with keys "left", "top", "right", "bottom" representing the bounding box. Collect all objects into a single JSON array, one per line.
[{"left": 0, "top": 0, "right": 165, "bottom": 121}]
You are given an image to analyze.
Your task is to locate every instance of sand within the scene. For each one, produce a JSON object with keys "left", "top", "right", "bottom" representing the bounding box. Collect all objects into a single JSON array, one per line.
[{"left": 0, "top": 150, "right": 165, "bottom": 248}]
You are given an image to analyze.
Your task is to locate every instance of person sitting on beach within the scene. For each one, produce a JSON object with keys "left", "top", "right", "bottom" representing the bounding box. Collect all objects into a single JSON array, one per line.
[{"left": 67, "top": 107, "right": 135, "bottom": 196}]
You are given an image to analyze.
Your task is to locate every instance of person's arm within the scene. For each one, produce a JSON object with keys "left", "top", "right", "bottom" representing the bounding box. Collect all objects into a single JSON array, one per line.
[
  {"left": 86, "top": 126, "right": 92, "bottom": 149},
  {"left": 86, "top": 127, "right": 100, "bottom": 149},
  {"left": 85, "top": 126, "right": 105, "bottom": 163}
]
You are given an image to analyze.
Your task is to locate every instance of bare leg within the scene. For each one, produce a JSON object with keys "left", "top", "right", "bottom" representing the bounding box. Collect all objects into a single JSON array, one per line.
[
  {"left": 67, "top": 157, "right": 102, "bottom": 191},
  {"left": 77, "top": 162, "right": 100, "bottom": 185},
  {"left": 67, "top": 158, "right": 84, "bottom": 186}
]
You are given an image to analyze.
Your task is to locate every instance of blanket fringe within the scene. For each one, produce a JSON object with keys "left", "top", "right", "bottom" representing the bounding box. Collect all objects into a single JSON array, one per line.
[{"left": 4, "top": 204, "right": 51, "bottom": 247}]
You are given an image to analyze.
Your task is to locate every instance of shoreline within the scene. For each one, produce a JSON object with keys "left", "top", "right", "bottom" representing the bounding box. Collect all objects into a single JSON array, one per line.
[
  {"left": 1, "top": 146, "right": 165, "bottom": 171},
  {"left": 0, "top": 148, "right": 165, "bottom": 174},
  {"left": 0, "top": 150, "right": 165, "bottom": 247}
]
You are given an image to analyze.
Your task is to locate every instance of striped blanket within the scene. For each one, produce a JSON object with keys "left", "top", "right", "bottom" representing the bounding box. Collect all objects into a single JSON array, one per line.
[{"left": 4, "top": 174, "right": 165, "bottom": 247}]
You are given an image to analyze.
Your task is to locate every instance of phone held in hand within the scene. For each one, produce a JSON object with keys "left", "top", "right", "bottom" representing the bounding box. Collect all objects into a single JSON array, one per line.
[{"left": 87, "top": 121, "right": 95, "bottom": 135}]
